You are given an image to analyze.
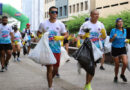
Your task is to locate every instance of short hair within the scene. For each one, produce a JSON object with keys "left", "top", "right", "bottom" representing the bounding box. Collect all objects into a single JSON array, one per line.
[
  {"left": 49, "top": 6, "right": 58, "bottom": 13},
  {"left": 90, "top": 9, "right": 99, "bottom": 15},
  {"left": 2, "top": 16, "right": 8, "bottom": 19}
]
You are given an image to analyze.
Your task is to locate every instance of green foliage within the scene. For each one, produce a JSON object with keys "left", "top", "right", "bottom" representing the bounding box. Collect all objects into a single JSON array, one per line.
[{"left": 66, "top": 10, "right": 130, "bottom": 35}]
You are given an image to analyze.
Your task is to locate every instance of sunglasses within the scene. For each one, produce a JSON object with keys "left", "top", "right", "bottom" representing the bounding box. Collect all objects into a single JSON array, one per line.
[{"left": 50, "top": 11, "right": 58, "bottom": 14}]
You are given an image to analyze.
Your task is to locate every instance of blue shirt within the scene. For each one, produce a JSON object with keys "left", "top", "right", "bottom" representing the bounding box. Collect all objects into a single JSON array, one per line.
[
  {"left": 110, "top": 28, "right": 126, "bottom": 48},
  {"left": 48, "top": 31, "right": 61, "bottom": 53},
  {"left": 0, "top": 24, "right": 13, "bottom": 44}
]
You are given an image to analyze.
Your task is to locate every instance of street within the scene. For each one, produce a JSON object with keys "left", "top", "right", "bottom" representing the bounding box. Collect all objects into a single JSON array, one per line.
[{"left": 0, "top": 54, "right": 130, "bottom": 90}]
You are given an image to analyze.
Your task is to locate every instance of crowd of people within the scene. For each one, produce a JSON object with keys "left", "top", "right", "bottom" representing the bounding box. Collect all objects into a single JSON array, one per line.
[{"left": 0, "top": 6, "right": 129, "bottom": 90}]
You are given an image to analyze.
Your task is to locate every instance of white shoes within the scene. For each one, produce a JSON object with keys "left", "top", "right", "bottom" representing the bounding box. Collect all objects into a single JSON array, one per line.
[{"left": 48, "top": 87, "right": 54, "bottom": 90}]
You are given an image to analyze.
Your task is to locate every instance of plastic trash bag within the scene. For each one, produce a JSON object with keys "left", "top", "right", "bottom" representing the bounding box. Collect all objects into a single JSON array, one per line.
[
  {"left": 60, "top": 47, "right": 70, "bottom": 66},
  {"left": 72, "top": 38, "right": 95, "bottom": 76},
  {"left": 126, "top": 44, "right": 130, "bottom": 71},
  {"left": 104, "top": 36, "right": 112, "bottom": 54},
  {"left": 28, "top": 32, "right": 57, "bottom": 65},
  {"left": 24, "top": 33, "right": 29, "bottom": 41},
  {"left": 92, "top": 42, "right": 103, "bottom": 62}
]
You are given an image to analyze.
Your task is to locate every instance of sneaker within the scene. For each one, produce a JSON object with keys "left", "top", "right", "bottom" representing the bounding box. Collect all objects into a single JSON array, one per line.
[
  {"left": 84, "top": 83, "right": 92, "bottom": 90},
  {"left": 17, "top": 57, "right": 20, "bottom": 62},
  {"left": 14, "top": 58, "right": 17, "bottom": 62},
  {"left": 0, "top": 67, "right": 5, "bottom": 72},
  {"left": 114, "top": 76, "right": 118, "bottom": 83},
  {"left": 120, "top": 74, "right": 127, "bottom": 82},
  {"left": 100, "top": 66, "right": 105, "bottom": 70},
  {"left": 56, "top": 73, "right": 60, "bottom": 78},
  {"left": 48, "top": 87, "right": 54, "bottom": 90}
]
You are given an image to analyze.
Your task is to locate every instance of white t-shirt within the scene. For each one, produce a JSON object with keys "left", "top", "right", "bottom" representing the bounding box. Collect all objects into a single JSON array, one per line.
[
  {"left": 22, "top": 28, "right": 32, "bottom": 40},
  {"left": 79, "top": 21, "right": 106, "bottom": 48},
  {"left": 38, "top": 19, "right": 67, "bottom": 53},
  {"left": 13, "top": 31, "right": 21, "bottom": 42},
  {"left": 0, "top": 24, "right": 13, "bottom": 44}
]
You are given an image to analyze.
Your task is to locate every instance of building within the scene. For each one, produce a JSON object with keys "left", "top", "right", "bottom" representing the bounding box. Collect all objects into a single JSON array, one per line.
[
  {"left": 22, "top": 0, "right": 44, "bottom": 31},
  {"left": 95, "top": 0, "right": 130, "bottom": 17},
  {"left": 44, "top": 0, "right": 130, "bottom": 21},
  {"left": 44, "top": 0, "right": 55, "bottom": 19}
]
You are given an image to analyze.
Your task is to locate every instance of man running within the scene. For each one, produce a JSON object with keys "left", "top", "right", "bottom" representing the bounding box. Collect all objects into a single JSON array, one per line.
[
  {"left": 78, "top": 9, "right": 107, "bottom": 90},
  {"left": 37, "top": 6, "right": 68, "bottom": 90},
  {"left": 0, "top": 16, "right": 14, "bottom": 72}
]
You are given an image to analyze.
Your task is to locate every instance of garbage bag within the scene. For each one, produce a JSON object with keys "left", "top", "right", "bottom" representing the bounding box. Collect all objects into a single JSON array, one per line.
[
  {"left": 28, "top": 32, "right": 57, "bottom": 65},
  {"left": 72, "top": 38, "right": 95, "bottom": 76},
  {"left": 23, "top": 45, "right": 28, "bottom": 55},
  {"left": 92, "top": 42, "right": 103, "bottom": 62},
  {"left": 104, "top": 36, "right": 112, "bottom": 54},
  {"left": 24, "top": 33, "right": 29, "bottom": 41},
  {"left": 60, "top": 47, "right": 70, "bottom": 66},
  {"left": 126, "top": 44, "right": 130, "bottom": 71}
]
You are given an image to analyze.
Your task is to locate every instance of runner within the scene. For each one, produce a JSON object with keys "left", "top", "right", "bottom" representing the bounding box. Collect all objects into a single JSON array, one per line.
[
  {"left": 37, "top": 6, "right": 68, "bottom": 90},
  {"left": 110, "top": 18, "right": 128, "bottom": 83},
  {"left": 78, "top": 9, "right": 107, "bottom": 90},
  {"left": 12, "top": 25, "right": 22, "bottom": 62},
  {"left": 0, "top": 16, "right": 14, "bottom": 72},
  {"left": 22, "top": 23, "right": 32, "bottom": 54}
]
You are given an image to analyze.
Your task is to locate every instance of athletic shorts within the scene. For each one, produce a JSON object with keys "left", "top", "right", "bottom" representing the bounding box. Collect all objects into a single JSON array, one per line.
[
  {"left": 64, "top": 39, "right": 69, "bottom": 45},
  {"left": 111, "top": 47, "right": 127, "bottom": 57},
  {"left": 53, "top": 53, "right": 61, "bottom": 67},
  {"left": 0, "top": 44, "right": 12, "bottom": 51},
  {"left": 27, "top": 40, "right": 31, "bottom": 46}
]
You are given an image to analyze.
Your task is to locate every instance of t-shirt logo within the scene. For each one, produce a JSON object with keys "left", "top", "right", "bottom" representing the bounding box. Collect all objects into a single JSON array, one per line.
[
  {"left": 46, "top": 27, "right": 49, "bottom": 30},
  {"left": 56, "top": 27, "right": 59, "bottom": 31}
]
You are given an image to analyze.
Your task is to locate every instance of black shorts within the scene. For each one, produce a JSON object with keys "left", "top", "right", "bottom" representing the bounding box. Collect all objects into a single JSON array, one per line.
[
  {"left": 111, "top": 47, "right": 127, "bottom": 57},
  {"left": 0, "top": 44, "right": 12, "bottom": 51},
  {"left": 64, "top": 39, "right": 69, "bottom": 44}
]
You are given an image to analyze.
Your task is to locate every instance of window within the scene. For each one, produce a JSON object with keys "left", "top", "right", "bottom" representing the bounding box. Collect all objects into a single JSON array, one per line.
[
  {"left": 69, "top": 6, "right": 71, "bottom": 13},
  {"left": 64, "top": 6, "right": 67, "bottom": 16},
  {"left": 111, "top": 4, "right": 118, "bottom": 7},
  {"left": 60, "top": 7, "right": 62, "bottom": 16},
  {"left": 73, "top": 5, "right": 75, "bottom": 13},
  {"left": 77, "top": 3, "right": 79, "bottom": 12},
  {"left": 81, "top": 2, "right": 83, "bottom": 11},
  {"left": 103, "top": 5, "right": 110, "bottom": 8},
  {"left": 96, "top": 7, "right": 102, "bottom": 9},
  {"left": 85, "top": 1, "right": 88, "bottom": 10},
  {"left": 120, "top": 2, "right": 129, "bottom": 5}
]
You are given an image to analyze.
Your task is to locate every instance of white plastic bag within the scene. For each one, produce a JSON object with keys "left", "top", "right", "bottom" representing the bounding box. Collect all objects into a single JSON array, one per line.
[
  {"left": 92, "top": 42, "right": 103, "bottom": 62},
  {"left": 126, "top": 44, "right": 130, "bottom": 71},
  {"left": 99, "top": 39, "right": 103, "bottom": 50},
  {"left": 28, "top": 32, "right": 57, "bottom": 65},
  {"left": 104, "top": 36, "right": 112, "bottom": 54},
  {"left": 60, "top": 47, "right": 70, "bottom": 66},
  {"left": 24, "top": 33, "right": 29, "bottom": 41}
]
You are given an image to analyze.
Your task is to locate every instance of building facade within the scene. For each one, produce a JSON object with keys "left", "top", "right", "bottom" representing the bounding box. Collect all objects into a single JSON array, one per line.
[
  {"left": 95, "top": 0, "right": 130, "bottom": 17},
  {"left": 56, "top": 0, "right": 68, "bottom": 19},
  {"left": 22, "top": 0, "right": 44, "bottom": 31},
  {"left": 43, "top": 0, "right": 130, "bottom": 21}
]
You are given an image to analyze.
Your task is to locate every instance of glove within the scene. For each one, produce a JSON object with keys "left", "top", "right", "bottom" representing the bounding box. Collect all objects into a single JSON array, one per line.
[
  {"left": 67, "top": 35, "right": 71, "bottom": 40},
  {"left": 100, "top": 29, "right": 106, "bottom": 39},
  {"left": 54, "top": 36, "right": 64, "bottom": 41},
  {"left": 38, "top": 34, "right": 43, "bottom": 38},
  {"left": 61, "top": 41, "right": 64, "bottom": 46},
  {"left": 77, "top": 40, "right": 81, "bottom": 48},
  {"left": 15, "top": 41, "right": 18, "bottom": 45},
  {"left": 82, "top": 32, "right": 90, "bottom": 39},
  {"left": 125, "top": 39, "right": 130, "bottom": 43}
]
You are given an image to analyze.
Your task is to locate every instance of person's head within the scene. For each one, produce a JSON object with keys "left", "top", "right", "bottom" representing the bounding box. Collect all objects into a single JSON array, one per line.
[
  {"left": 90, "top": 9, "right": 99, "bottom": 22},
  {"left": 49, "top": 6, "right": 58, "bottom": 19},
  {"left": 13, "top": 25, "right": 18, "bottom": 32},
  {"left": 26, "top": 23, "right": 30, "bottom": 29},
  {"left": 116, "top": 18, "right": 123, "bottom": 29},
  {"left": 2, "top": 16, "right": 8, "bottom": 25}
]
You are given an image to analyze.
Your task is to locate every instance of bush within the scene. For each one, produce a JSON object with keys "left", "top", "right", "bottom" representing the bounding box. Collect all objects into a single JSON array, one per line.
[{"left": 66, "top": 10, "right": 130, "bottom": 35}]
